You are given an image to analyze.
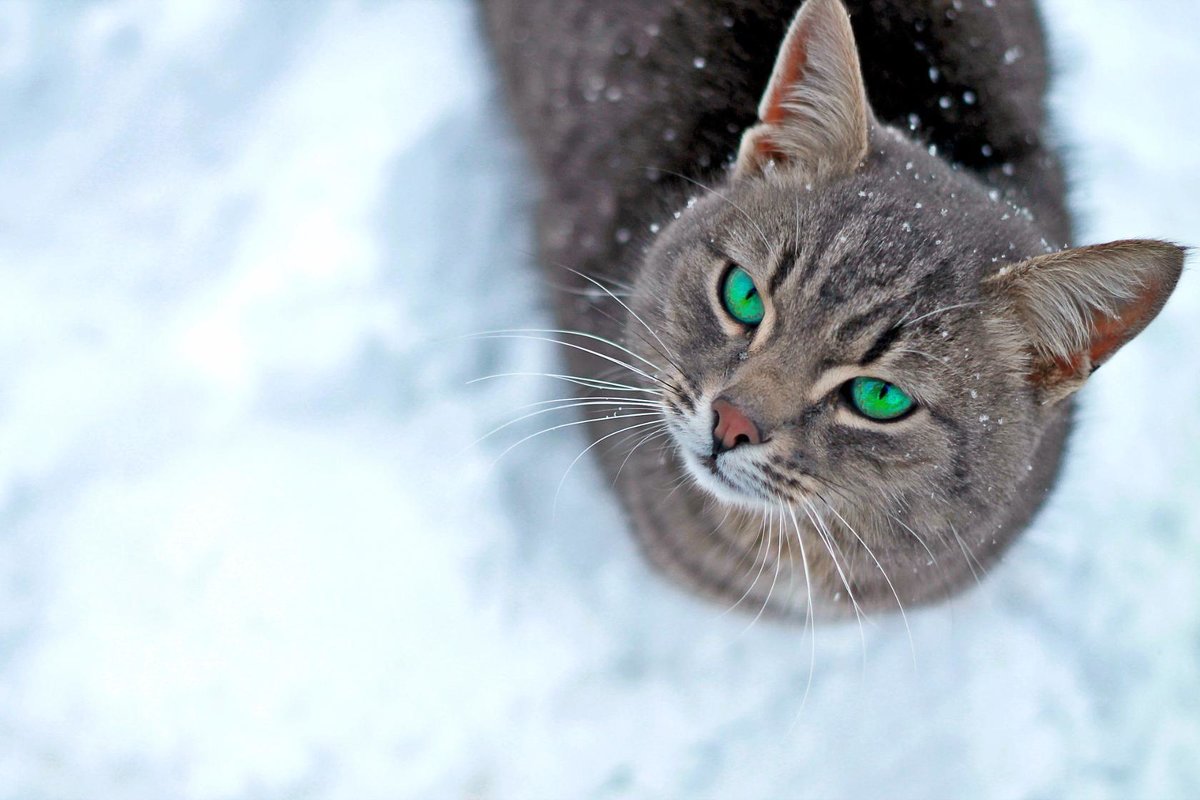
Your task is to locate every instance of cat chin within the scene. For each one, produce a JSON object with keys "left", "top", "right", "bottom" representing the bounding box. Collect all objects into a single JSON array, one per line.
[{"left": 678, "top": 448, "right": 780, "bottom": 513}]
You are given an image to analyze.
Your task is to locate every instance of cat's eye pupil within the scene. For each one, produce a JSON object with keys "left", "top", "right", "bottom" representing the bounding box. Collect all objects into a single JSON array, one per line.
[
  {"left": 848, "top": 376, "right": 915, "bottom": 422},
  {"left": 720, "top": 266, "right": 765, "bottom": 326}
]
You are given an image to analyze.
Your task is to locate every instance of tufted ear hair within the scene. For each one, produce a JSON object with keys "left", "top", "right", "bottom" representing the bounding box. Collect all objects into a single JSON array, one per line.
[
  {"left": 734, "top": 0, "right": 871, "bottom": 181},
  {"left": 984, "top": 240, "right": 1185, "bottom": 404}
]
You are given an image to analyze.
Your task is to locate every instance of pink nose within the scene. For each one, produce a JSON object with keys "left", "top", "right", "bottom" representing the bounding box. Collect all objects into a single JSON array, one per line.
[{"left": 712, "top": 399, "right": 763, "bottom": 455}]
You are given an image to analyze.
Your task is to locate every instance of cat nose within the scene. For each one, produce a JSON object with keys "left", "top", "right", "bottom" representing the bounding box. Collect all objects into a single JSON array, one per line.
[{"left": 711, "top": 398, "right": 763, "bottom": 455}]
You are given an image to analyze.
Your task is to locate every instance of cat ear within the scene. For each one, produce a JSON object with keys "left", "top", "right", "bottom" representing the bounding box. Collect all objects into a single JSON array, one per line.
[
  {"left": 734, "top": 0, "right": 871, "bottom": 181},
  {"left": 984, "top": 240, "right": 1185, "bottom": 404}
]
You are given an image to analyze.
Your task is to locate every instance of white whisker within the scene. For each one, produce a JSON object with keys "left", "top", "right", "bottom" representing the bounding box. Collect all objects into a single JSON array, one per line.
[
  {"left": 468, "top": 333, "right": 670, "bottom": 390},
  {"left": 948, "top": 521, "right": 987, "bottom": 583},
  {"left": 490, "top": 412, "right": 662, "bottom": 466},
  {"left": 561, "top": 266, "right": 684, "bottom": 369},
  {"left": 645, "top": 167, "right": 773, "bottom": 254},
  {"left": 468, "top": 371, "right": 658, "bottom": 395},
  {"left": 470, "top": 327, "right": 666, "bottom": 373},
  {"left": 747, "top": 510, "right": 786, "bottom": 630},
  {"left": 801, "top": 499, "right": 868, "bottom": 673},
  {"left": 887, "top": 512, "right": 939, "bottom": 567},
  {"left": 470, "top": 398, "right": 662, "bottom": 451},
  {"left": 722, "top": 509, "right": 775, "bottom": 619},
  {"left": 823, "top": 500, "right": 917, "bottom": 671},
  {"left": 902, "top": 301, "right": 982, "bottom": 328},
  {"left": 554, "top": 419, "right": 668, "bottom": 515},
  {"left": 786, "top": 504, "right": 817, "bottom": 715},
  {"left": 891, "top": 347, "right": 947, "bottom": 366},
  {"left": 613, "top": 428, "right": 673, "bottom": 483}
]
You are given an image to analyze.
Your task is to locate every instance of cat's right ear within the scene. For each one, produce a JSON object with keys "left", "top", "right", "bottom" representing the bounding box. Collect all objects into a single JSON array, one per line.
[
  {"left": 734, "top": 0, "right": 871, "bottom": 181},
  {"left": 984, "top": 240, "right": 1185, "bottom": 405}
]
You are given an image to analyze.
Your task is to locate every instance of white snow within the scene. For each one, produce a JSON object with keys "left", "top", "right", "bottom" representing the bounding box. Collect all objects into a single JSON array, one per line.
[{"left": 1, "top": 0, "right": 1198, "bottom": 797}]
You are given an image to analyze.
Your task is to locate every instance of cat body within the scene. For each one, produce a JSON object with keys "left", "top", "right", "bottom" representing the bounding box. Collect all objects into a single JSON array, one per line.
[{"left": 482, "top": 0, "right": 1183, "bottom": 616}]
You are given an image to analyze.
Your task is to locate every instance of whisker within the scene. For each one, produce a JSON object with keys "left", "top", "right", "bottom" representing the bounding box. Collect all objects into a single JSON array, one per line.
[
  {"left": 585, "top": 299, "right": 692, "bottom": 386},
  {"left": 514, "top": 393, "right": 662, "bottom": 409},
  {"left": 468, "top": 371, "right": 658, "bottom": 395},
  {"left": 547, "top": 261, "right": 637, "bottom": 295},
  {"left": 643, "top": 166, "right": 773, "bottom": 253},
  {"left": 901, "top": 301, "right": 982, "bottom": 328},
  {"left": 470, "top": 398, "right": 662, "bottom": 451},
  {"left": 886, "top": 512, "right": 939, "bottom": 567},
  {"left": 511, "top": 246, "right": 637, "bottom": 296},
  {"left": 722, "top": 509, "right": 775, "bottom": 619},
  {"left": 704, "top": 506, "right": 748, "bottom": 582},
  {"left": 948, "top": 521, "right": 987, "bottom": 584},
  {"left": 554, "top": 419, "right": 668, "bottom": 515},
  {"left": 747, "top": 509, "right": 786, "bottom": 630},
  {"left": 467, "top": 333, "right": 671, "bottom": 390},
  {"left": 894, "top": 298, "right": 923, "bottom": 326},
  {"left": 891, "top": 347, "right": 947, "bottom": 366},
  {"left": 489, "top": 411, "right": 663, "bottom": 466},
  {"left": 781, "top": 505, "right": 799, "bottom": 619},
  {"left": 559, "top": 265, "right": 684, "bottom": 367},
  {"left": 801, "top": 499, "right": 868, "bottom": 672},
  {"left": 511, "top": 396, "right": 662, "bottom": 413},
  {"left": 821, "top": 499, "right": 917, "bottom": 671},
  {"left": 785, "top": 504, "right": 817, "bottom": 714},
  {"left": 543, "top": 278, "right": 632, "bottom": 298},
  {"left": 613, "top": 428, "right": 673, "bottom": 483},
  {"left": 469, "top": 327, "right": 665, "bottom": 373},
  {"left": 662, "top": 469, "right": 695, "bottom": 504}
]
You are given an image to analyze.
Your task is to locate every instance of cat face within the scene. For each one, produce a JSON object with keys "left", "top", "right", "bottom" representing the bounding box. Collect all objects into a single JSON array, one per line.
[
  {"left": 640, "top": 136, "right": 1042, "bottom": 525},
  {"left": 624, "top": 0, "right": 1182, "bottom": 607}
]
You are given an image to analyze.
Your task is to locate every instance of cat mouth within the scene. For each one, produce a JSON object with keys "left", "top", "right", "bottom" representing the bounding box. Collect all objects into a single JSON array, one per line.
[
  {"left": 680, "top": 447, "right": 776, "bottom": 508},
  {"left": 701, "top": 454, "right": 732, "bottom": 482},
  {"left": 706, "top": 455, "right": 756, "bottom": 490}
]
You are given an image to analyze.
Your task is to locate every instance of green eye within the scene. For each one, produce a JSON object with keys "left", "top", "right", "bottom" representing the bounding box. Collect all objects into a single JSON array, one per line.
[
  {"left": 847, "top": 377, "right": 916, "bottom": 421},
  {"left": 720, "top": 266, "right": 765, "bottom": 326}
]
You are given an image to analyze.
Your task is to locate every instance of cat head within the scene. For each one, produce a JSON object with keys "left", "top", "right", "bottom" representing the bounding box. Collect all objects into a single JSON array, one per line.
[{"left": 629, "top": 0, "right": 1183, "bottom": 600}]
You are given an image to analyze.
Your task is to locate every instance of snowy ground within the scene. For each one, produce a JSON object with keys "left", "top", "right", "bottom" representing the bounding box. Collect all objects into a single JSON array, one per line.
[{"left": 0, "top": 1, "right": 1197, "bottom": 798}]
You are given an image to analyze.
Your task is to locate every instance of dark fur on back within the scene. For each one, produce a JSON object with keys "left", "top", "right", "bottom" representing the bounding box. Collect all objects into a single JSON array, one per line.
[{"left": 484, "top": 0, "right": 1068, "bottom": 268}]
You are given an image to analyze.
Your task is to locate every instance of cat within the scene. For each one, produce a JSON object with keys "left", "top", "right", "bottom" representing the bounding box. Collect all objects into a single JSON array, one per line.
[{"left": 480, "top": 0, "right": 1185, "bottom": 618}]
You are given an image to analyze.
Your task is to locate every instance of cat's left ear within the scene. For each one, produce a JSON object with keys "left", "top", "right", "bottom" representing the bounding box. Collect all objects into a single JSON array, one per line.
[
  {"left": 984, "top": 240, "right": 1185, "bottom": 404},
  {"left": 734, "top": 0, "right": 872, "bottom": 181}
]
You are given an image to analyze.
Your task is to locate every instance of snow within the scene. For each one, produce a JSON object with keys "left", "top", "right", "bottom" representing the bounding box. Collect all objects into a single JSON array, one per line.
[{"left": 1, "top": 0, "right": 1197, "bottom": 797}]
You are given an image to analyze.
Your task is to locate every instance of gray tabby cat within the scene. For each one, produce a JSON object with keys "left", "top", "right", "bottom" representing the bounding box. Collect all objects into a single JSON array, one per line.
[{"left": 481, "top": 0, "right": 1184, "bottom": 617}]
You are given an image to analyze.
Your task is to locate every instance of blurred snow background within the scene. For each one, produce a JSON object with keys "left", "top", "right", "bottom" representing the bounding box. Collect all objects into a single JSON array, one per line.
[{"left": 0, "top": 0, "right": 1197, "bottom": 797}]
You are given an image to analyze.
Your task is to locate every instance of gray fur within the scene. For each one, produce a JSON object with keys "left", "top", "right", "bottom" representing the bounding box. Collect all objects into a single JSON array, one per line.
[{"left": 482, "top": 0, "right": 1185, "bottom": 616}]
